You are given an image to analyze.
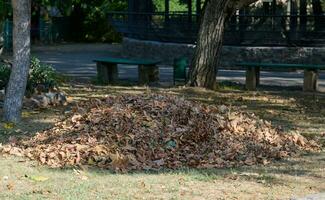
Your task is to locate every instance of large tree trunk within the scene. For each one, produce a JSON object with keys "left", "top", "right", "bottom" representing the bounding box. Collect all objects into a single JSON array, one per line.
[
  {"left": 187, "top": 0, "right": 231, "bottom": 89},
  {"left": 187, "top": 0, "right": 257, "bottom": 90},
  {"left": 3, "top": 0, "right": 31, "bottom": 122}
]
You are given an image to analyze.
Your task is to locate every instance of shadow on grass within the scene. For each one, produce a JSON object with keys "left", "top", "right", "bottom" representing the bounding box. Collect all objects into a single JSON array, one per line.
[
  {"left": 43, "top": 151, "right": 324, "bottom": 188},
  {"left": 0, "top": 108, "right": 65, "bottom": 144}
]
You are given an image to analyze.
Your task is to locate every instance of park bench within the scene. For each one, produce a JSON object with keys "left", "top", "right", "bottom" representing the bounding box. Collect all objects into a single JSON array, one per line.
[
  {"left": 235, "top": 62, "right": 325, "bottom": 92},
  {"left": 93, "top": 57, "right": 160, "bottom": 85}
]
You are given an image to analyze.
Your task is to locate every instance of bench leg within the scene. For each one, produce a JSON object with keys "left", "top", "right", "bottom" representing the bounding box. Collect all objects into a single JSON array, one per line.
[
  {"left": 246, "top": 66, "right": 259, "bottom": 90},
  {"left": 256, "top": 67, "right": 260, "bottom": 86},
  {"left": 303, "top": 69, "right": 318, "bottom": 92},
  {"left": 97, "top": 62, "right": 109, "bottom": 84},
  {"left": 96, "top": 63, "right": 118, "bottom": 84},
  {"left": 138, "top": 65, "right": 159, "bottom": 85},
  {"left": 107, "top": 64, "right": 118, "bottom": 84}
]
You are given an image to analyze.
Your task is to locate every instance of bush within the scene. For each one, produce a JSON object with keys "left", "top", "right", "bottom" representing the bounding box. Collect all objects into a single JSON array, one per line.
[
  {"left": 67, "top": 0, "right": 125, "bottom": 43},
  {"left": 0, "top": 57, "right": 62, "bottom": 94},
  {"left": 27, "top": 57, "right": 61, "bottom": 94},
  {"left": 0, "top": 63, "right": 10, "bottom": 90},
  {"left": 80, "top": 1, "right": 124, "bottom": 43}
]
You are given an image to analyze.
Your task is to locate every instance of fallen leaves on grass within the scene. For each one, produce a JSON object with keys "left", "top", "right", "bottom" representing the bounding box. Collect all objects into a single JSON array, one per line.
[
  {"left": 0, "top": 94, "right": 320, "bottom": 172},
  {"left": 6, "top": 182, "right": 14, "bottom": 191}
]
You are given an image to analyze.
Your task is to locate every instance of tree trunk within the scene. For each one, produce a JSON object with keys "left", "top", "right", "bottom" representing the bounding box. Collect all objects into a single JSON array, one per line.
[
  {"left": 187, "top": 0, "right": 231, "bottom": 89},
  {"left": 3, "top": 0, "right": 31, "bottom": 122},
  {"left": 187, "top": 0, "right": 257, "bottom": 90}
]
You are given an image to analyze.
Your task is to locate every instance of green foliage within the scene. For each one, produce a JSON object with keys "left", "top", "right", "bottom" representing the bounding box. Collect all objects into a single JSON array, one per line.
[
  {"left": 153, "top": 0, "right": 190, "bottom": 12},
  {"left": 27, "top": 57, "right": 61, "bottom": 94},
  {"left": 0, "top": 64, "right": 10, "bottom": 90},
  {"left": 35, "top": 0, "right": 126, "bottom": 43},
  {"left": 82, "top": 0, "right": 125, "bottom": 43},
  {"left": 0, "top": 1, "right": 5, "bottom": 21},
  {"left": 0, "top": 0, "right": 11, "bottom": 21},
  {"left": 0, "top": 57, "right": 62, "bottom": 94},
  {"left": 0, "top": 1, "right": 6, "bottom": 37}
]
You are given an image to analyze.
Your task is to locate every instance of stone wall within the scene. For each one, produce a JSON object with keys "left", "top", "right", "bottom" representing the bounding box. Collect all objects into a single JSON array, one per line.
[{"left": 122, "top": 37, "right": 325, "bottom": 68}]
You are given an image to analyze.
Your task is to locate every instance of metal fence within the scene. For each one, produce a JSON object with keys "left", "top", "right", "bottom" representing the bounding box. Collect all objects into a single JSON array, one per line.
[
  {"left": 108, "top": 11, "right": 325, "bottom": 46},
  {"left": 2, "top": 17, "right": 70, "bottom": 52}
]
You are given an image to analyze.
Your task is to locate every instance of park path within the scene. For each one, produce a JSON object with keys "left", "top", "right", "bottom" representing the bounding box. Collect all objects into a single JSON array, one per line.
[
  {"left": 33, "top": 43, "right": 325, "bottom": 91},
  {"left": 293, "top": 193, "right": 325, "bottom": 200}
]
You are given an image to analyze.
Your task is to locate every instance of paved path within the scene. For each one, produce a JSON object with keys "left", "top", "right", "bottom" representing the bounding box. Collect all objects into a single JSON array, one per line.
[
  {"left": 33, "top": 44, "right": 325, "bottom": 91},
  {"left": 292, "top": 193, "right": 325, "bottom": 200}
]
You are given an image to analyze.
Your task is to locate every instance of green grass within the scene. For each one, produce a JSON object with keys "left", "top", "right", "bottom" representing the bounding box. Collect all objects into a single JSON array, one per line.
[{"left": 0, "top": 154, "right": 324, "bottom": 200}]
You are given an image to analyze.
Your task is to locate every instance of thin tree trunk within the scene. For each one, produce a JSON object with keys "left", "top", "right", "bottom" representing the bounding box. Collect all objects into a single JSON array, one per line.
[
  {"left": 187, "top": 0, "right": 231, "bottom": 89},
  {"left": 3, "top": 0, "right": 31, "bottom": 122}
]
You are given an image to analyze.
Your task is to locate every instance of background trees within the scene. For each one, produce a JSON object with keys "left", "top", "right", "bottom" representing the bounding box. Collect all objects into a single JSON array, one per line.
[
  {"left": 0, "top": 1, "right": 10, "bottom": 54},
  {"left": 312, "top": 0, "right": 325, "bottom": 30},
  {"left": 37, "top": 0, "right": 126, "bottom": 42}
]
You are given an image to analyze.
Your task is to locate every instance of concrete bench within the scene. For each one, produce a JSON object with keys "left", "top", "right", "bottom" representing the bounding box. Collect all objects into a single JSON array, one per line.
[
  {"left": 235, "top": 63, "right": 325, "bottom": 92},
  {"left": 94, "top": 57, "right": 160, "bottom": 85}
]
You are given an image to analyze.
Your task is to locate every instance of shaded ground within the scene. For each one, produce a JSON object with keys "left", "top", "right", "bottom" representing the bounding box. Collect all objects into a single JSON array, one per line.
[
  {"left": 33, "top": 44, "right": 325, "bottom": 91},
  {"left": 0, "top": 85, "right": 324, "bottom": 199}
]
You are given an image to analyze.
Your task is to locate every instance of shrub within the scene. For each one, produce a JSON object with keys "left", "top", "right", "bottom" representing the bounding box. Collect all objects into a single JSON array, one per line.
[
  {"left": 0, "top": 63, "right": 10, "bottom": 90},
  {"left": 0, "top": 57, "right": 62, "bottom": 94},
  {"left": 27, "top": 57, "right": 61, "bottom": 94}
]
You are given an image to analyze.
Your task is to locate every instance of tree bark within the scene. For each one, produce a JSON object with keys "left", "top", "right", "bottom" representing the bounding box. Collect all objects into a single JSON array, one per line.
[
  {"left": 3, "top": 0, "right": 31, "bottom": 122},
  {"left": 187, "top": 0, "right": 257, "bottom": 90},
  {"left": 187, "top": 0, "right": 231, "bottom": 89}
]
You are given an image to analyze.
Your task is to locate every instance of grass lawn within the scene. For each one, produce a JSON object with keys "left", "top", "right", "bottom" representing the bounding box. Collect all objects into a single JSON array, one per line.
[{"left": 0, "top": 84, "right": 324, "bottom": 200}]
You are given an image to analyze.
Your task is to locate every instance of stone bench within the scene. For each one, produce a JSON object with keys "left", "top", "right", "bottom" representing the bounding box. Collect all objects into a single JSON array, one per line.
[
  {"left": 94, "top": 57, "right": 160, "bottom": 85},
  {"left": 235, "top": 63, "right": 325, "bottom": 92}
]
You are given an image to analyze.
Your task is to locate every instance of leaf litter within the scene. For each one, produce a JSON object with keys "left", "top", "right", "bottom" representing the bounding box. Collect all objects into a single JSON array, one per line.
[{"left": 0, "top": 94, "right": 320, "bottom": 172}]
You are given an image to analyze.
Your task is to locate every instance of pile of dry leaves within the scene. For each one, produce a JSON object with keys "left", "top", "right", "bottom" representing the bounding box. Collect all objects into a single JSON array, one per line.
[{"left": 0, "top": 94, "right": 320, "bottom": 171}]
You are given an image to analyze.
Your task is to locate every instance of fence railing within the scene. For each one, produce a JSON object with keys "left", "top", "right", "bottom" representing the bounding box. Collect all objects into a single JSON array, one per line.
[
  {"left": 2, "top": 17, "right": 71, "bottom": 52},
  {"left": 108, "top": 11, "right": 325, "bottom": 46}
]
